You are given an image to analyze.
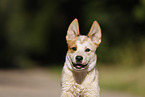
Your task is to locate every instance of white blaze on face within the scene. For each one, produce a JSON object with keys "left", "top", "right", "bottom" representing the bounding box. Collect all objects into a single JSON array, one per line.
[{"left": 73, "top": 36, "right": 96, "bottom": 64}]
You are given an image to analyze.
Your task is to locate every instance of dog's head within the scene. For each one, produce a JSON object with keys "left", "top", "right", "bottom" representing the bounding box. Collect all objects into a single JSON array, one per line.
[{"left": 66, "top": 19, "right": 101, "bottom": 72}]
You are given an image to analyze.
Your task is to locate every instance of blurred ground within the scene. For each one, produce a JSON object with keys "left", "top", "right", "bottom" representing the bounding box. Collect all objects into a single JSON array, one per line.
[{"left": 0, "top": 68, "right": 141, "bottom": 97}]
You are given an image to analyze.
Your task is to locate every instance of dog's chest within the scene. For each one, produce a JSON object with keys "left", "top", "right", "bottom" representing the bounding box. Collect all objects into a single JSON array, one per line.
[
  {"left": 68, "top": 72, "right": 94, "bottom": 96},
  {"left": 69, "top": 82, "right": 85, "bottom": 96}
]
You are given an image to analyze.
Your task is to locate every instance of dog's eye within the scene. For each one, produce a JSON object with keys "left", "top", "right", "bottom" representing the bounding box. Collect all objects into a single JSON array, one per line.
[
  {"left": 72, "top": 47, "right": 77, "bottom": 51},
  {"left": 85, "top": 48, "right": 91, "bottom": 52}
]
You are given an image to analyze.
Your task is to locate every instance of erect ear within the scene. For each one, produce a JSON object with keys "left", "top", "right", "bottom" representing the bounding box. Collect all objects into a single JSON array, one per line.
[
  {"left": 66, "top": 18, "right": 80, "bottom": 43},
  {"left": 88, "top": 21, "right": 101, "bottom": 46}
]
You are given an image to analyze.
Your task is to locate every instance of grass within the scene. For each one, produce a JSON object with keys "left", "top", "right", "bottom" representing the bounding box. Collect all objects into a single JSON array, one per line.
[
  {"left": 48, "top": 64, "right": 145, "bottom": 97},
  {"left": 99, "top": 65, "right": 145, "bottom": 97},
  {"left": 47, "top": 64, "right": 63, "bottom": 76}
]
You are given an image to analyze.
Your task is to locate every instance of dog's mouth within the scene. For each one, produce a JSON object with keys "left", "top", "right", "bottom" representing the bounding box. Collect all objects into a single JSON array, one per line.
[
  {"left": 72, "top": 62, "right": 88, "bottom": 70},
  {"left": 67, "top": 55, "right": 89, "bottom": 70}
]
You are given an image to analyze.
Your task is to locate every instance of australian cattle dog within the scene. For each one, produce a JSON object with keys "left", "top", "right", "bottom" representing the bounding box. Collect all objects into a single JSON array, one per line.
[{"left": 61, "top": 19, "right": 101, "bottom": 97}]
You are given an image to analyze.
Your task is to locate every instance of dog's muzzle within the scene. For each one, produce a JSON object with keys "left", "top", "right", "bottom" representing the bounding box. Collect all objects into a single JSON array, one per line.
[
  {"left": 67, "top": 54, "right": 89, "bottom": 70},
  {"left": 72, "top": 62, "right": 88, "bottom": 70}
]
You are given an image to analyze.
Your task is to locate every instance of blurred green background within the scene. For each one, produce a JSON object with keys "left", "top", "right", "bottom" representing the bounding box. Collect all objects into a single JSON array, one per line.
[{"left": 0, "top": 0, "right": 145, "bottom": 96}]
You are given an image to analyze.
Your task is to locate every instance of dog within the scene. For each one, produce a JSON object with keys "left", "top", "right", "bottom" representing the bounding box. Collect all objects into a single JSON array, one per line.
[{"left": 61, "top": 19, "right": 101, "bottom": 97}]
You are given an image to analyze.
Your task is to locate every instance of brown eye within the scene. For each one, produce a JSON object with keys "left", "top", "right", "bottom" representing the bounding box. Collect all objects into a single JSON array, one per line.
[
  {"left": 72, "top": 47, "right": 77, "bottom": 51},
  {"left": 85, "top": 48, "right": 91, "bottom": 52}
]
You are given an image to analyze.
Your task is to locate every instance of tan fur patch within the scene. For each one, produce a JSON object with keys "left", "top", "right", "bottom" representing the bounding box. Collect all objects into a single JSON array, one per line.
[
  {"left": 67, "top": 36, "right": 97, "bottom": 53},
  {"left": 67, "top": 37, "right": 78, "bottom": 53}
]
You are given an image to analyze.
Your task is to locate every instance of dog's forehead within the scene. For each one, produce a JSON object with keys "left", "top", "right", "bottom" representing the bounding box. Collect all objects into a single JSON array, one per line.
[
  {"left": 78, "top": 35, "right": 88, "bottom": 43},
  {"left": 76, "top": 35, "right": 93, "bottom": 46},
  {"left": 67, "top": 35, "right": 96, "bottom": 48}
]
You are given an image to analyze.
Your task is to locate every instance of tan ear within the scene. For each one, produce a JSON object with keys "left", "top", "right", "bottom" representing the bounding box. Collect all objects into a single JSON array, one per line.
[
  {"left": 88, "top": 21, "right": 101, "bottom": 46},
  {"left": 66, "top": 18, "right": 80, "bottom": 43}
]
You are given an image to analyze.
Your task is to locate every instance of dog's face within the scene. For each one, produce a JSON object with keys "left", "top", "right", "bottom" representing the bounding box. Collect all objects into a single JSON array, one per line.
[{"left": 66, "top": 19, "right": 101, "bottom": 72}]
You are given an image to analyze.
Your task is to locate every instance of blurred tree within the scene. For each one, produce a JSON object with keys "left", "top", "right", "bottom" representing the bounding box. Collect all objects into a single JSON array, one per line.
[
  {"left": 81, "top": 0, "right": 145, "bottom": 65},
  {"left": 0, "top": 0, "right": 145, "bottom": 68},
  {"left": 133, "top": 0, "right": 145, "bottom": 22}
]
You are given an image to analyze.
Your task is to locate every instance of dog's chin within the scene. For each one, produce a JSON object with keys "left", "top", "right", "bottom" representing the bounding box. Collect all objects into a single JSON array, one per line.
[{"left": 72, "top": 62, "right": 88, "bottom": 70}]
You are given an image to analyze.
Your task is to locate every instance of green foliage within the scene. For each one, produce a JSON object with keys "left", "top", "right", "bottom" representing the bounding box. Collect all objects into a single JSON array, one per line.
[
  {"left": 0, "top": 0, "right": 145, "bottom": 67},
  {"left": 99, "top": 65, "right": 145, "bottom": 96},
  {"left": 133, "top": 0, "right": 145, "bottom": 22}
]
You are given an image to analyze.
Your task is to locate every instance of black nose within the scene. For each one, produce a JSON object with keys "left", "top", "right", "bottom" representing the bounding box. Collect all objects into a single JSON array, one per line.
[{"left": 76, "top": 56, "right": 83, "bottom": 62}]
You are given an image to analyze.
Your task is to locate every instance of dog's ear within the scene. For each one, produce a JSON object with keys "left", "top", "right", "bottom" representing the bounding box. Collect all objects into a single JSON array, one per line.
[
  {"left": 66, "top": 18, "right": 80, "bottom": 43},
  {"left": 88, "top": 21, "right": 101, "bottom": 46}
]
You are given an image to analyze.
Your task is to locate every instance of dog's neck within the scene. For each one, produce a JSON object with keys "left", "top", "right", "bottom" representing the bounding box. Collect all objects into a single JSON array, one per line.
[
  {"left": 72, "top": 68, "right": 96, "bottom": 84},
  {"left": 72, "top": 70, "right": 88, "bottom": 84}
]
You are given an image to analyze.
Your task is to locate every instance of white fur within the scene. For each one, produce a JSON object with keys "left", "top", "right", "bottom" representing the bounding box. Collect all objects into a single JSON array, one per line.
[
  {"left": 61, "top": 56, "right": 100, "bottom": 97},
  {"left": 61, "top": 19, "right": 101, "bottom": 97}
]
